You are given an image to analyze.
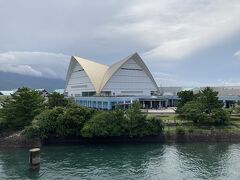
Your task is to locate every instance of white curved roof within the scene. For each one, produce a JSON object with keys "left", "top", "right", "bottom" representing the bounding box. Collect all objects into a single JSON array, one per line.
[
  {"left": 73, "top": 56, "right": 108, "bottom": 92},
  {"left": 65, "top": 53, "right": 159, "bottom": 94}
]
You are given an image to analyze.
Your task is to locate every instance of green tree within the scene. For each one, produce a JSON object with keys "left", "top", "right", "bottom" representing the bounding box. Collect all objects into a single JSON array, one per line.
[
  {"left": 179, "top": 87, "right": 229, "bottom": 125},
  {"left": 81, "top": 111, "right": 123, "bottom": 138},
  {"left": 23, "top": 106, "right": 96, "bottom": 138},
  {"left": 177, "top": 90, "right": 195, "bottom": 112},
  {"left": 124, "top": 102, "right": 147, "bottom": 137},
  {"left": 48, "top": 92, "right": 68, "bottom": 108},
  {"left": 56, "top": 106, "right": 93, "bottom": 137},
  {"left": 0, "top": 87, "right": 45, "bottom": 130},
  {"left": 233, "top": 101, "right": 240, "bottom": 113},
  {"left": 143, "top": 116, "right": 164, "bottom": 136},
  {"left": 22, "top": 107, "right": 64, "bottom": 138},
  {"left": 198, "top": 87, "right": 223, "bottom": 113}
]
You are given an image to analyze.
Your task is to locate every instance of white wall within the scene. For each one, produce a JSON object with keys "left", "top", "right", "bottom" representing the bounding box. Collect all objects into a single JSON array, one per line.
[
  {"left": 102, "top": 59, "right": 157, "bottom": 96},
  {"left": 65, "top": 61, "right": 95, "bottom": 96}
]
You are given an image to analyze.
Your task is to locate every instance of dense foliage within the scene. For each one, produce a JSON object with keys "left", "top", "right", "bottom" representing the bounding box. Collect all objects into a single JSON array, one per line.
[
  {"left": 48, "top": 92, "right": 69, "bottom": 108},
  {"left": 177, "top": 90, "right": 195, "bottom": 110},
  {"left": 178, "top": 87, "right": 230, "bottom": 125},
  {"left": 22, "top": 106, "right": 96, "bottom": 138},
  {"left": 0, "top": 87, "right": 45, "bottom": 130},
  {"left": 23, "top": 102, "right": 164, "bottom": 138},
  {"left": 81, "top": 111, "right": 123, "bottom": 137}
]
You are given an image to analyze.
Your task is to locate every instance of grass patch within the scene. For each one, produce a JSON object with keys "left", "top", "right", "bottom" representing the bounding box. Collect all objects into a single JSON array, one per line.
[{"left": 162, "top": 113, "right": 240, "bottom": 134}]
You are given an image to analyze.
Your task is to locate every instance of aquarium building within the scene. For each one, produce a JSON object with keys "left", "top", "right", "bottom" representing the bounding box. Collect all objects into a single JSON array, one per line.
[{"left": 64, "top": 53, "right": 169, "bottom": 109}]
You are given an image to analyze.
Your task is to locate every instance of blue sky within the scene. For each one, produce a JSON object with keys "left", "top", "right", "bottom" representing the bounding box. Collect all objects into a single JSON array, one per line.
[{"left": 0, "top": 0, "right": 240, "bottom": 87}]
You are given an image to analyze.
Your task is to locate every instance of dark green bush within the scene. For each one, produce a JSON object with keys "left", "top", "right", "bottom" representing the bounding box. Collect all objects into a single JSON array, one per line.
[
  {"left": 81, "top": 111, "right": 124, "bottom": 138},
  {"left": 23, "top": 101, "right": 165, "bottom": 139},
  {"left": 22, "top": 125, "right": 40, "bottom": 138},
  {"left": 211, "top": 109, "right": 230, "bottom": 125},
  {"left": 22, "top": 107, "right": 64, "bottom": 138},
  {"left": 178, "top": 87, "right": 229, "bottom": 125},
  {"left": 188, "top": 127, "right": 194, "bottom": 133},
  {"left": 176, "top": 126, "right": 185, "bottom": 135},
  {"left": 143, "top": 116, "right": 164, "bottom": 136},
  {"left": 22, "top": 106, "right": 95, "bottom": 138},
  {"left": 55, "top": 107, "right": 94, "bottom": 137},
  {"left": 47, "top": 92, "right": 68, "bottom": 108}
]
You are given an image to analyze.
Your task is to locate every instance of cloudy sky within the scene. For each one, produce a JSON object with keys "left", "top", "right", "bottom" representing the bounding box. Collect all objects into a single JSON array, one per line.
[{"left": 1, "top": 0, "right": 240, "bottom": 87}]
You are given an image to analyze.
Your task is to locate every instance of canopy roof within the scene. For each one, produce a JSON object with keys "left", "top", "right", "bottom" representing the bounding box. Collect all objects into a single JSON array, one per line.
[{"left": 65, "top": 53, "right": 159, "bottom": 94}]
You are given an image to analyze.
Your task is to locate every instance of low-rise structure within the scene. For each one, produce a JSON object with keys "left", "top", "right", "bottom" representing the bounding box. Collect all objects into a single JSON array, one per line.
[
  {"left": 0, "top": 89, "right": 18, "bottom": 96},
  {"left": 35, "top": 89, "right": 49, "bottom": 98},
  {"left": 53, "top": 89, "right": 65, "bottom": 94}
]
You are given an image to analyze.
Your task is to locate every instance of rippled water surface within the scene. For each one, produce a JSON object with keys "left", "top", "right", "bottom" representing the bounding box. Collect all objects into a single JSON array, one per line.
[{"left": 0, "top": 143, "right": 240, "bottom": 179}]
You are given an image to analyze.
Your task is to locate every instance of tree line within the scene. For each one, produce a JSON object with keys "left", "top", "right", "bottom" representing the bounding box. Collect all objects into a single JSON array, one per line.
[
  {"left": 0, "top": 87, "right": 233, "bottom": 139},
  {"left": 0, "top": 87, "right": 164, "bottom": 138},
  {"left": 177, "top": 87, "right": 230, "bottom": 125}
]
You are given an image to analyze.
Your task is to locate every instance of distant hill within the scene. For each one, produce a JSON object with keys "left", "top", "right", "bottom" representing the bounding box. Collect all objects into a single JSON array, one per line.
[{"left": 0, "top": 72, "right": 65, "bottom": 92}]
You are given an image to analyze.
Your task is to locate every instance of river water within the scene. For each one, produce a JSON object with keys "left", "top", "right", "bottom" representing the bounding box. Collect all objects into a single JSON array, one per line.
[{"left": 0, "top": 143, "right": 240, "bottom": 179}]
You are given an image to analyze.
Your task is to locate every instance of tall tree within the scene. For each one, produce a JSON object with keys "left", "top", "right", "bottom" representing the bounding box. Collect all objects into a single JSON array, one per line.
[
  {"left": 124, "top": 102, "right": 147, "bottom": 137},
  {"left": 178, "top": 87, "right": 228, "bottom": 125},
  {"left": 177, "top": 90, "right": 195, "bottom": 112},
  {"left": 198, "top": 87, "right": 223, "bottom": 113},
  {"left": 0, "top": 87, "right": 45, "bottom": 130},
  {"left": 48, "top": 92, "right": 68, "bottom": 108}
]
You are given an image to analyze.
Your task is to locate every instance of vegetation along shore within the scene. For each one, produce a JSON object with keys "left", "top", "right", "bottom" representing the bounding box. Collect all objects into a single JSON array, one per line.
[{"left": 1, "top": 87, "right": 240, "bottom": 148}]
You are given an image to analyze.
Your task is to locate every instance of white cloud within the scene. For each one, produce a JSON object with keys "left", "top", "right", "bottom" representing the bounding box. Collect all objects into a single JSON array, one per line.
[
  {"left": 0, "top": 51, "right": 69, "bottom": 79},
  {"left": 216, "top": 79, "right": 240, "bottom": 86},
  {"left": 152, "top": 71, "right": 203, "bottom": 87},
  {"left": 234, "top": 50, "right": 240, "bottom": 58},
  {"left": 99, "top": 0, "right": 240, "bottom": 61}
]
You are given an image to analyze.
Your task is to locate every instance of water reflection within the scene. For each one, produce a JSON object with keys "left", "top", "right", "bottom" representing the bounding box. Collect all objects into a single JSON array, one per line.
[
  {"left": 175, "top": 143, "right": 230, "bottom": 179},
  {"left": 0, "top": 148, "right": 41, "bottom": 179},
  {"left": 40, "top": 144, "right": 166, "bottom": 179},
  {"left": 0, "top": 143, "right": 240, "bottom": 179}
]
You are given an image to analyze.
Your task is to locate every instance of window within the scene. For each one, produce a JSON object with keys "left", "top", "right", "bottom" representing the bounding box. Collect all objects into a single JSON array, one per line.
[
  {"left": 121, "top": 91, "right": 143, "bottom": 94},
  {"left": 71, "top": 85, "right": 87, "bottom": 88},
  {"left": 120, "top": 68, "right": 143, "bottom": 71},
  {"left": 82, "top": 91, "right": 96, "bottom": 97}
]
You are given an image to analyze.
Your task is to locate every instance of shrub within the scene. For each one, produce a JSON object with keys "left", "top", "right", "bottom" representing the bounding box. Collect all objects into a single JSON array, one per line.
[
  {"left": 81, "top": 111, "right": 123, "bottom": 138},
  {"left": 55, "top": 107, "right": 94, "bottom": 137},
  {"left": 23, "top": 101, "right": 165, "bottom": 139},
  {"left": 180, "top": 101, "right": 205, "bottom": 123},
  {"left": 22, "top": 125, "right": 40, "bottom": 138},
  {"left": 48, "top": 92, "right": 68, "bottom": 108},
  {"left": 23, "top": 107, "right": 65, "bottom": 138},
  {"left": 22, "top": 106, "right": 96, "bottom": 138},
  {"left": 143, "top": 116, "right": 164, "bottom": 136},
  {"left": 188, "top": 127, "right": 194, "bottom": 133},
  {"left": 211, "top": 109, "right": 230, "bottom": 125},
  {"left": 176, "top": 126, "right": 185, "bottom": 135}
]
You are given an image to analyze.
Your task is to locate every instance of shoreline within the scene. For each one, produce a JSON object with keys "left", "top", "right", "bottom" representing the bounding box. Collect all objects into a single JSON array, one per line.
[
  {"left": 1, "top": 132, "right": 240, "bottom": 148},
  {"left": 43, "top": 132, "right": 240, "bottom": 144}
]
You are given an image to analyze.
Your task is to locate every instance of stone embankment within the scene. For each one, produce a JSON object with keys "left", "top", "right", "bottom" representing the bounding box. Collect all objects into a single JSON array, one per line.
[
  {"left": 0, "top": 132, "right": 41, "bottom": 148},
  {"left": 1, "top": 132, "right": 240, "bottom": 148},
  {"left": 44, "top": 132, "right": 240, "bottom": 145}
]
